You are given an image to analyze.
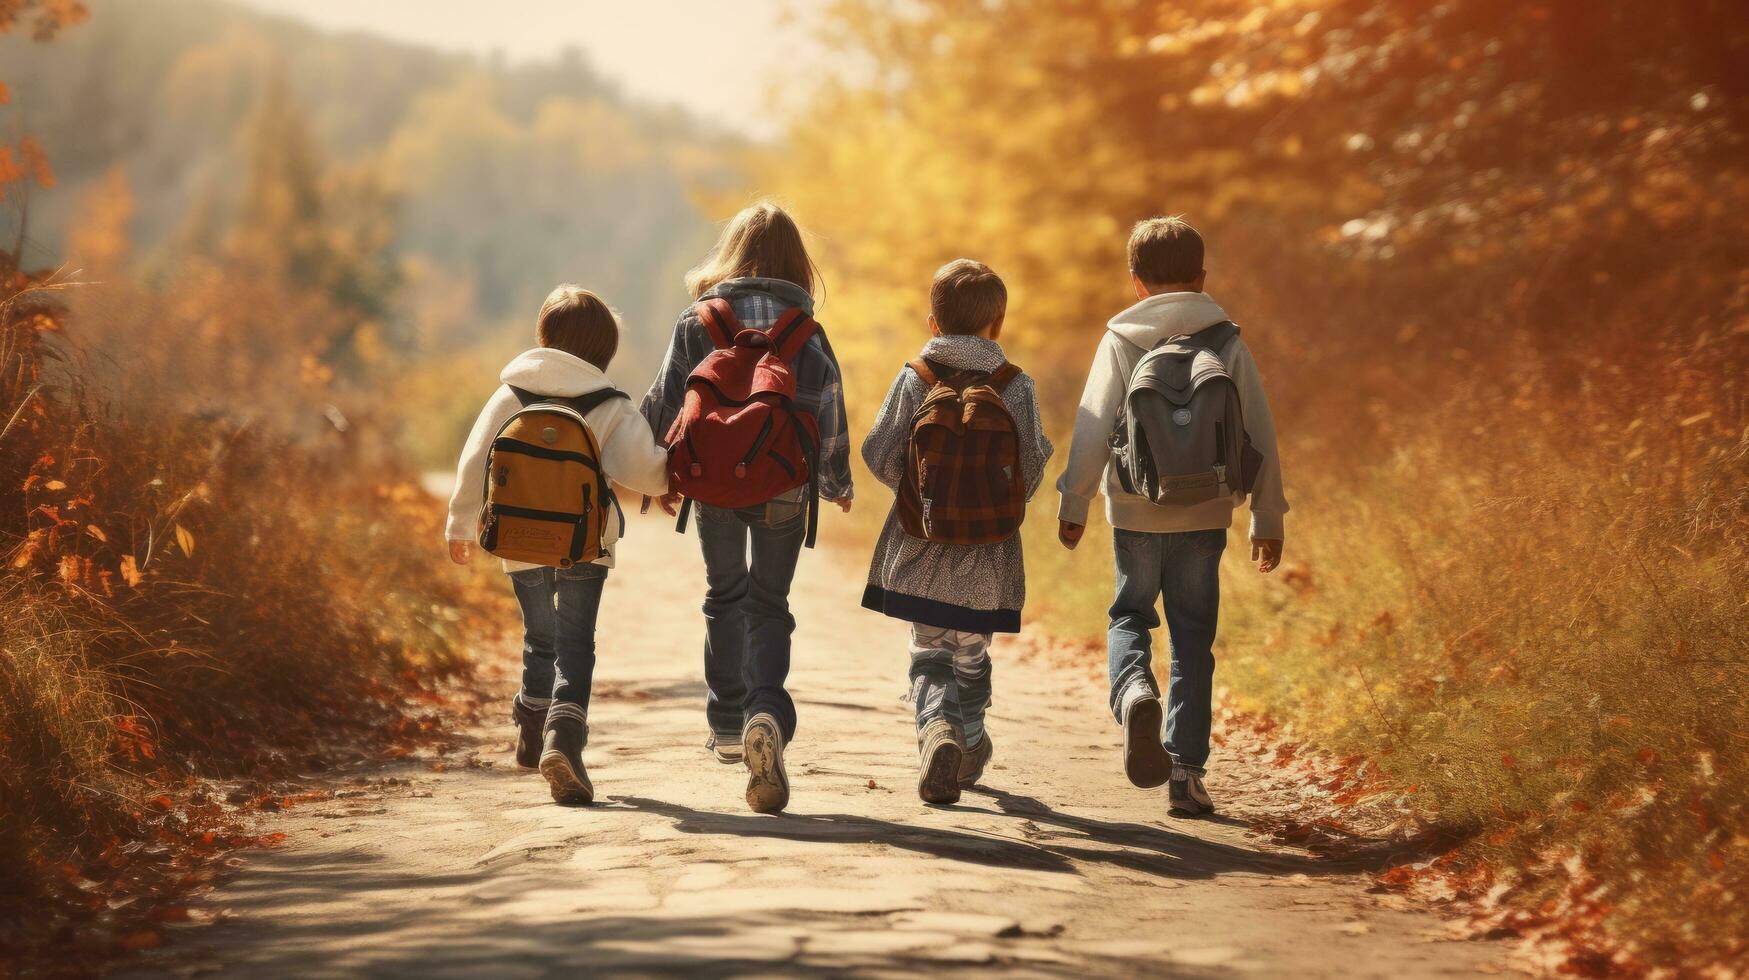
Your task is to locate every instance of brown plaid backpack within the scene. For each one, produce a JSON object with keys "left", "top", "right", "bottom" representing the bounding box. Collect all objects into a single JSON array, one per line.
[{"left": 897, "top": 359, "right": 1027, "bottom": 545}]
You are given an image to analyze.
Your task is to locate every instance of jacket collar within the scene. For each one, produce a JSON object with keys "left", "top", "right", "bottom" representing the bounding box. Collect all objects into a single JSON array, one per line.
[
  {"left": 920, "top": 334, "right": 1006, "bottom": 373},
  {"left": 703, "top": 277, "right": 816, "bottom": 315},
  {"left": 499, "top": 347, "right": 612, "bottom": 398},
  {"left": 1106, "top": 291, "right": 1231, "bottom": 348}
]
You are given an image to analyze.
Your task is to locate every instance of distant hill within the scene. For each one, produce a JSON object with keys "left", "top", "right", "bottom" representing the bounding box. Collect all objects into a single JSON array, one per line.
[{"left": 0, "top": 0, "right": 734, "bottom": 381}]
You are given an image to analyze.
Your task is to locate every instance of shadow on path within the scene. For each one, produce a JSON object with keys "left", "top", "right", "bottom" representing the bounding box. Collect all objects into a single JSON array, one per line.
[{"left": 613, "top": 793, "right": 1331, "bottom": 882}]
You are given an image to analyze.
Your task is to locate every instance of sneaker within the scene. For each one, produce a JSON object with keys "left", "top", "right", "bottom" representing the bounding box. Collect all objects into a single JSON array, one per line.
[
  {"left": 1120, "top": 688, "right": 1172, "bottom": 789},
  {"left": 917, "top": 718, "right": 964, "bottom": 805},
  {"left": 742, "top": 713, "right": 789, "bottom": 814},
  {"left": 1168, "top": 769, "right": 1214, "bottom": 818},
  {"left": 957, "top": 732, "right": 993, "bottom": 789},
  {"left": 706, "top": 733, "right": 744, "bottom": 765},
  {"left": 511, "top": 695, "right": 549, "bottom": 770},
  {"left": 538, "top": 707, "right": 593, "bottom": 805}
]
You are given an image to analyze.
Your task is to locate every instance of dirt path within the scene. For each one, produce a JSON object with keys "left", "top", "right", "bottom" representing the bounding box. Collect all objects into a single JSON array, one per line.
[{"left": 126, "top": 513, "right": 1502, "bottom": 978}]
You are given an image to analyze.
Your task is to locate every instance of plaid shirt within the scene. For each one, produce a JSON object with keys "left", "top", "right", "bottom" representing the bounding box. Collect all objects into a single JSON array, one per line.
[{"left": 640, "top": 277, "right": 854, "bottom": 502}]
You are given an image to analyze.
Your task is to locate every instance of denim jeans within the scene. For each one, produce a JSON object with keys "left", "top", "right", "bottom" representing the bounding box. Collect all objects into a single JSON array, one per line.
[
  {"left": 909, "top": 625, "right": 993, "bottom": 749},
  {"left": 1107, "top": 527, "right": 1226, "bottom": 773},
  {"left": 695, "top": 499, "right": 807, "bottom": 743},
  {"left": 510, "top": 563, "right": 609, "bottom": 710}
]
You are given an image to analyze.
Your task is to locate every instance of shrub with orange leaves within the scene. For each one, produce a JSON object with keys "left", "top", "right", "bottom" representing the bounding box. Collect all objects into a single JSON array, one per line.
[{"left": 1, "top": 12, "right": 485, "bottom": 961}]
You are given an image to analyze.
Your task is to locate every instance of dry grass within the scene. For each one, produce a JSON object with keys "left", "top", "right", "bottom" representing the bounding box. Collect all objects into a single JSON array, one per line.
[
  {"left": 0, "top": 256, "right": 485, "bottom": 967},
  {"left": 1021, "top": 346, "right": 1749, "bottom": 968}
]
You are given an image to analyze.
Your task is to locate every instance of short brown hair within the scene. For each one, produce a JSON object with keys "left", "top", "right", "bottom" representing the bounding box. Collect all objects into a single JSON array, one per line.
[
  {"left": 930, "top": 259, "right": 1007, "bottom": 336},
  {"left": 686, "top": 200, "right": 818, "bottom": 299},
  {"left": 536, "top": 285, "right": 619, "bottom": 370},
  {"left": 1128, "top": 216, "right": 1205, "bottom": 286}
]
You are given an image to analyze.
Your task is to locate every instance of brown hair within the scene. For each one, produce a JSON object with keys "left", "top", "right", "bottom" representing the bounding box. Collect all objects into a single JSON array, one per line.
[
  {"left": 536, "top": 285, "right": 619, "bottom": 370},
  {"left": 685, "top": 200, "right": 818, "bottom": 299},
  {"left": 1128, "top": 215, "right": 1205, "bottom": 286},
  {"left": 930, "top": 259, "right": 1008, "bottom": 336}
]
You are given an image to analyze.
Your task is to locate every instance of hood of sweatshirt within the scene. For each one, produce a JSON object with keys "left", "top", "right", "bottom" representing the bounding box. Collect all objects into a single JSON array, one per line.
[
  {"left": 918, "top": 334, "right": 1006, "bottom": 373},
  {"left": 1106, "top": 291, "right": 1232, "bottom": 348},
  {"left": 703, "top": 277, "right": 816, "bottom": 316},
  {"left": 499, "top": 347, "right": 612, "bottom": 398}
]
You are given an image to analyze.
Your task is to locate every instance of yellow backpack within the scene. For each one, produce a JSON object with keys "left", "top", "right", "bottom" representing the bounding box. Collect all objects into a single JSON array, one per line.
[{"left": 478, "top": 386, "right": 627, "bottom": 567}]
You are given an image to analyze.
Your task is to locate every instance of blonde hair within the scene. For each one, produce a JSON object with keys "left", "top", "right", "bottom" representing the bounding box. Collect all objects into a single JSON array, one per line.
[
  {"left": 685, "top": 201, "right": 819, "bottom": 300},
  {"left": 536, "top": 285, "right": 619, "bottom": 370}
]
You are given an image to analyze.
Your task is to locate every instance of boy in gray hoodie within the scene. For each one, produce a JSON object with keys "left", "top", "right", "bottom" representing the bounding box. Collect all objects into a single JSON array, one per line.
[
  {"left": 862, "top": 260, "right": 1053, "bottom": 805},
  {"left": 1055, "top": 217, "right": 1288, "bottom": 817}
]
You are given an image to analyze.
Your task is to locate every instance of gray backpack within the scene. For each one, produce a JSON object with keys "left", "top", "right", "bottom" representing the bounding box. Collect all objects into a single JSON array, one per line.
[{"left": 1110, "top": 321, "right": 1262, "bottom": 506}]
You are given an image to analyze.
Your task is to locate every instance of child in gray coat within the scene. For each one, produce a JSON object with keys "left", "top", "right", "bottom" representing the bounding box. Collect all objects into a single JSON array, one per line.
[{"left": 861, "top": 260, "right": 1054, "bottom": 804}]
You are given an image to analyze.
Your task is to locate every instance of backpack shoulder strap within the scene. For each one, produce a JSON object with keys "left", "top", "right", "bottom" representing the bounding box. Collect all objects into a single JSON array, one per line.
[
  {"left": 769, "top": 307, "right": 820, "bottom": 362},
  {"left": 566, "top": 387, "right": 629, "bottom": 419},
  {"left": 1189, "top": 321, "right": 1239, "bottom": 354},
  {"left": 695, "top": 298, "right": 742, "bottom": 350},
  {"left": 986, "top": 362, "right": 1023, "bottom": 391},
  {"left": 506, "top": 384, "right": 538, "bottom": 408},
  {"left": 908, "top": 358, "right": 940, "bottom": 387}
]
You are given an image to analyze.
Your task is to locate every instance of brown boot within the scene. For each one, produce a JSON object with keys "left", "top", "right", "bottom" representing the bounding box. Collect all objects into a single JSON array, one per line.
[
  {"left": 957, "top": 732, "right": 994, "bottom": 788},
  {"left": 917, "top": 718, "right": 964, "bottom": 805},
  {"left": 538, "top": 706, "right": 592, "bottom": 805},
  {"left": 511, "top": 695, "right": 548, "bottom": 770}
]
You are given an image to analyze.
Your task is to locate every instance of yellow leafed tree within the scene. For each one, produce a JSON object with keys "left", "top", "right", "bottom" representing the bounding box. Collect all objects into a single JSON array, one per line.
[{"left": 761, "top": 0, "right": 1749, "bottom": 970}]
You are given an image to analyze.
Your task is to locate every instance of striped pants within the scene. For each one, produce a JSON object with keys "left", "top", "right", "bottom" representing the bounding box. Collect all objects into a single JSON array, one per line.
[{"left": 908, "top": 625, "right": 993, "bottom": 749}]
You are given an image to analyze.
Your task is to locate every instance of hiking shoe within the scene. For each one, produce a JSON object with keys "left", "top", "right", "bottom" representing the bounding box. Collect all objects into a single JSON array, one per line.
[
  {"left": 742, "top": 713, "right": 789, "bottom": 814},
  {"left": 706, "top": 733, "right": 744, "bottom": 765},
  {"left": 957, "top": 732, "right": 993, "bottom": 789},
  {"left": 917, "top": 719, "right": 964, "bottom": 805},
  {"left": 1169, "top": 768, "right": 1215, "bottom": 818},
  {"left": 538, "top": 707, "right": 593, "bottom": 806},
  {"left": 511, "top": 695, "right": 549, "bottom": 770},
  {"left": 1121, "top": 689, "right": 1172, "bottom": 789}
]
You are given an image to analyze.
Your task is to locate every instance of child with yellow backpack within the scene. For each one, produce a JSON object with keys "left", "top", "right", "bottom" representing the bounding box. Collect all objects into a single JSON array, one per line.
[{"left": 446, "top": 285, "right": 670, "bottom": 805}]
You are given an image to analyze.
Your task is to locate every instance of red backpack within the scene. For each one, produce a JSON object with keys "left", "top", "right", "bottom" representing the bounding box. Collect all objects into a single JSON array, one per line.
[{"left": 665, "top": 297, "right": 821, "bottom": 547}]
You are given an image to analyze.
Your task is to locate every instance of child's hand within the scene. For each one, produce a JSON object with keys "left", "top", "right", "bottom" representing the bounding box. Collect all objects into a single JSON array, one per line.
[
  {"left": 1058, "top": 520, "right": 1085, "bottom": 550},
  {"left": 829, "top": 496, "right": 853, "bottom": 513},
  {"left": 656, "top": 491, "right": 684, "bottom": 516},
  {"left": 1251, "top": 538, "right": 1283, "bottom": 573},
  {"left": 448, "top": 540, "right": 473, "bottom": 565}
]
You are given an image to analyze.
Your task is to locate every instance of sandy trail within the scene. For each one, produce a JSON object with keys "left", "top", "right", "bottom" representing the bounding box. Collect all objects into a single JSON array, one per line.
[{"left": 127, "top": 512, "right": 1500, "bottom": 978}]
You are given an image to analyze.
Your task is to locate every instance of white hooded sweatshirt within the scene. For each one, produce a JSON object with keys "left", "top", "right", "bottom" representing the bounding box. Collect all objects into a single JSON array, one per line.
[
  {"left": 445, "top": 348, "right": 670, "bottom": 571},
  {"left": 1055, "top": 291, "right": 1288, "bottom": 540}
]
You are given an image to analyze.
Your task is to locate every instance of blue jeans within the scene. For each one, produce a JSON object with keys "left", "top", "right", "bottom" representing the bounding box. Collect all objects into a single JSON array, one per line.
[
  {"left": 510, "top": 563, "right": 608, "bottom": 710},
  {"left": 696, "top": 499, "right": 807, "bottom": 743},
  {"left": 909, "top": 625, "right": 993, "bottom": 748},
  {"left": 1107, "top": 528, "right": 1225, "bottom": 773}
]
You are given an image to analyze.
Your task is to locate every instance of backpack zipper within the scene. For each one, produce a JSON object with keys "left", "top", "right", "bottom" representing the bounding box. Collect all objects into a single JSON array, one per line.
[{"left": 735, "top": 413, "right": 774, "bottom": 478}]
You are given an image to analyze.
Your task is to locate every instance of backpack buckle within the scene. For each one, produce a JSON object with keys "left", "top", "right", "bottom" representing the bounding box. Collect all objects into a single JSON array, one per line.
[{"left": 690, "top": 462, "right": 703, "bottom": 477}]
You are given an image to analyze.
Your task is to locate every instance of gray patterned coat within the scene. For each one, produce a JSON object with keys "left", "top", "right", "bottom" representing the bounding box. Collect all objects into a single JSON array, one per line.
[{"left": 860, "top": 335, "right": 1053, "bottom": 634}]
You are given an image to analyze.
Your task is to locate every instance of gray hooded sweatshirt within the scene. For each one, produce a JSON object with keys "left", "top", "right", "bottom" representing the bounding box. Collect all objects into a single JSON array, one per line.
[{"left": 1055, "top": 291, "right": 1288, "bottom": 541}]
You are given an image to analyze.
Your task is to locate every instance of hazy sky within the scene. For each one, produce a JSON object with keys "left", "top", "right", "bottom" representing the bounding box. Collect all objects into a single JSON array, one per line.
[{"left": 235, "top": 0, "right": 808, "bottom": 136}]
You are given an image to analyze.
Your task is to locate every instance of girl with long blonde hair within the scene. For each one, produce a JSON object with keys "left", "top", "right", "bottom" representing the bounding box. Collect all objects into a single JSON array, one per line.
[{"left": 640, "top": 201, "right": 853, "bottom": 814}]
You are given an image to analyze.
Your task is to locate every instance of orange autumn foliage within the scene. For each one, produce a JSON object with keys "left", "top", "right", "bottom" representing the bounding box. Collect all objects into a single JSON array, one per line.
[
  {"left": 1, "top": 10, "right": 489, "bottom": 970},
  {"left": 765, "top": 0, "right": 1748, "bottom": 972}
]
